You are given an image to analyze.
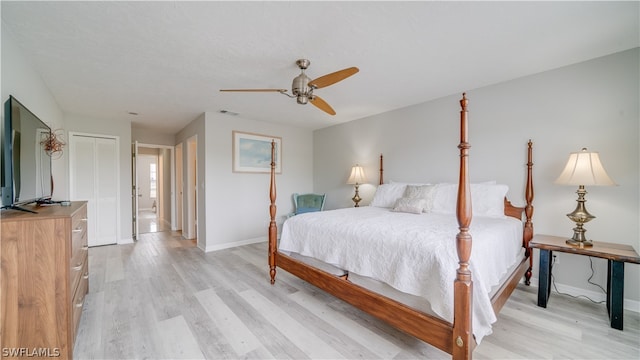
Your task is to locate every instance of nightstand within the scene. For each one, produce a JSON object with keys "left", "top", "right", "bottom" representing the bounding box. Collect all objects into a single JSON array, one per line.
[{"left": 529, "top": 234, "right": 640, "bottom": 330}]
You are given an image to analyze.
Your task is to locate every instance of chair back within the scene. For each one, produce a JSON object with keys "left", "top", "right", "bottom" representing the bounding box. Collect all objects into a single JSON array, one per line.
[{"left": 293, "top": 193, "right": 326, "bottom": 215}]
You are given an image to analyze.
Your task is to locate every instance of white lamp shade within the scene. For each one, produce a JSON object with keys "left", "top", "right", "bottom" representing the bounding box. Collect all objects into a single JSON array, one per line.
[
  {"left": 347, "top": 165, "right": 367, "bottom": 184},
  {"left": 555, "top": 148, "right": 616, "bottom": 186}
]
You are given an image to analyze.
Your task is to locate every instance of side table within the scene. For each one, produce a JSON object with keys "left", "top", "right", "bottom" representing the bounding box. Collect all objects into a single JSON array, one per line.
[{"left": 529, "top": 234, "right": 640, "bottom": 330}]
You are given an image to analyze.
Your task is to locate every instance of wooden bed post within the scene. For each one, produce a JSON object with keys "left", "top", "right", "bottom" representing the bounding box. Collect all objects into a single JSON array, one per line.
[
  {"left": 453, "top": 93, "right": 473, "bottom": 359},
  {"left": 524, "top": 140, "right": 535, "bottom": 284},
  {"left": 269, "top": 140, "right": 277, "bottom": 284}
]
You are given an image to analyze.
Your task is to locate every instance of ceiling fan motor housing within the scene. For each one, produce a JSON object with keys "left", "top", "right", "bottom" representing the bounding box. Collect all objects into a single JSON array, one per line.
[{"left": 292, "top": 72, "right": 311, "bottom": 104}]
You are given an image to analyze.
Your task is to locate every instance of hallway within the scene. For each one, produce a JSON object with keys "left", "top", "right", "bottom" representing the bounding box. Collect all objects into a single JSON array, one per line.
[{"left": 138, "top": 209, "right": 171, "bottom": 234}]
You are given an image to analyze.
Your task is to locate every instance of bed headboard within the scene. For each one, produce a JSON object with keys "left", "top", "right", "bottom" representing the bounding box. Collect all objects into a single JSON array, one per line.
[{"left": 376, "top": 140, "right": 534, "bottom": 226}]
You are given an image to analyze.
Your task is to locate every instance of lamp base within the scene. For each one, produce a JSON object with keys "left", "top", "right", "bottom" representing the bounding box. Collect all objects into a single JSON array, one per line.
[
  {"left": 564, "top": 185, "right": 595, "bottom": 248},
  {"left": 352, "top": 183, "right": 361, "bottom": 207},
  {"left": 566, "top": 239, "right": 593, "bottom": 248}
]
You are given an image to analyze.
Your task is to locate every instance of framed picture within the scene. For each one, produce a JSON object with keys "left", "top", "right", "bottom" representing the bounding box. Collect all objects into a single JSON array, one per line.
[{"left": 232, "top": 131, "right": 282, "bottom": 173}]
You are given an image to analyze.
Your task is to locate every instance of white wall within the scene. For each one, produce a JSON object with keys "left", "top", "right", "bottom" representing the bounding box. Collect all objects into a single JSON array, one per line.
[
  {"left": 3, "top": 24, "right": 133, "bottom": 245},
  {"left": 65, "top": 113, "right": 133, "bottom": 243},
  {"left": 1, "top": 24, "right": 66, "bottom": 200},
  {"left": 132, "top": 126, "right": 175, "bottom": 146},
  {"left": 174, "top": 112, "right": 314, "bottom": 252},
  {"left": 314, "top": 48, "right": 640, "bottom": 307},
  {"left": 201, "top": 112, "right": 313, "bottom": 252}
]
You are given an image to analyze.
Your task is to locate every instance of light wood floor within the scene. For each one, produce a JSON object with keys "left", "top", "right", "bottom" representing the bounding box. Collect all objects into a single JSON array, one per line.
[
  {"left": 75, "top": 231, "right": 640, "bottom": 359},
  {"left": 138, "top": 209, "right": 171, "bottom": 234}
]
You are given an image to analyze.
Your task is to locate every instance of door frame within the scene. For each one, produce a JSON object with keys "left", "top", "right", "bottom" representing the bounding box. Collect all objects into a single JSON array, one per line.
[
  {"left": 132, "top": 141, "right": 139, "bottom": 239},
  {"left": 134, "top": 143, "right": 176, "bottom": 234},
  {"left": 174, "top": 142, "right": 183, "bottom": 232}
]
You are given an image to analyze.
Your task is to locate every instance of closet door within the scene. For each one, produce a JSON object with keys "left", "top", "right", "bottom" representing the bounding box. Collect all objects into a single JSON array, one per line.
[{"left": 70, "top": 134, "right": 119, "bottom": 246}]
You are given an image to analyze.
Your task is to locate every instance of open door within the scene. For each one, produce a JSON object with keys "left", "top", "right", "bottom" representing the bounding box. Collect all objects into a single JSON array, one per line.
[{"left": 131, "top": 141, "right": 140, "bottom": 240}]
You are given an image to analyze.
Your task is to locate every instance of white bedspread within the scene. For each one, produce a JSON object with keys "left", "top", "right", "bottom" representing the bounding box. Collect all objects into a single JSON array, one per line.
[{"left": 278, "top": 206, "right": 523, "bottom": 343}]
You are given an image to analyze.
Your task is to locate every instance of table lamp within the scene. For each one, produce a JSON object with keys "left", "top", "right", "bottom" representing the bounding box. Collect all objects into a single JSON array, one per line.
[
  {"left": 347, "top": 165, "right": 367, "bottom": 207},
  {"left": 554, "top": 148, "right": 616, "bottom": 247}
]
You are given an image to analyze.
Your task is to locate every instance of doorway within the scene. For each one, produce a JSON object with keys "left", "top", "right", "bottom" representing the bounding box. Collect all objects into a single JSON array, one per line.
[{"left": 133, "top": 143, "right": 175, "bottom": 237}]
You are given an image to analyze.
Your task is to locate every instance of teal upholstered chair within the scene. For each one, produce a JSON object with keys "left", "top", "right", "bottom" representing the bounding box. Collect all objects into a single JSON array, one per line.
[{"left": 291, "top": 193, "right": 326, "bottom": 216}]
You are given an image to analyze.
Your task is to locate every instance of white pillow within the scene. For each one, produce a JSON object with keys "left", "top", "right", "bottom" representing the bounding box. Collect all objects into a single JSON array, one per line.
[
  {"left": 431, "top": 183, "right": 508, "bottom": 218},
  {"left": 391, "top": 197, "right": 426, "bottom": 214},
  {"left": 472, "top": 184, "right": 509, "bottom": 218},
  {"left": 369, "top": 183, "right": 407, "bottom": 208},
  {"left": 403, "top": 184, "right": 438, "bottom": 212},
  {"left": 431, "top": 183, "right": 457, "bottom": 214}
]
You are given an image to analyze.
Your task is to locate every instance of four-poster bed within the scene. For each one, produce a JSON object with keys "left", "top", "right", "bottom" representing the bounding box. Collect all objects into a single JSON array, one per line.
[{"left": 267, "top": 94, "right": 534, "bottom": 359}]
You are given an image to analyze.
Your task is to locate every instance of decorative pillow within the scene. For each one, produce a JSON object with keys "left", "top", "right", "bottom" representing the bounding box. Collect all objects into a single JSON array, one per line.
[
  {"left": 370, "top": 183, "right": 407, "bottom": 208},
  {"left": 403, "top": 184, "right": 438, "bottom": 212},
  {"left": 391, "top": 197, "right": 426, "bottom": 214},
  {"left": 431, "top": 183, "right": 508, "bottom": 218}
]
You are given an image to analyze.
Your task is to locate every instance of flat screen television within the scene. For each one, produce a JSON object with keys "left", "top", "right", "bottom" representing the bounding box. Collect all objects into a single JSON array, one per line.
[{"left": 1, "top": 95, "right": 53, "bottom": 211}]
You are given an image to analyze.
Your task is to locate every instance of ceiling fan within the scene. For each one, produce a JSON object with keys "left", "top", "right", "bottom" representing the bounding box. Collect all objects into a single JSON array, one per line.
[{"left": 220, "top": 59, "right": 359, "bottom": 116}]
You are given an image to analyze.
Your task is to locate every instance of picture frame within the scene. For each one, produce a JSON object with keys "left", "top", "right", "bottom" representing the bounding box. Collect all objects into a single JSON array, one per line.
[{"left": 232, "top": 131, "right": 282, "bottom": 173}]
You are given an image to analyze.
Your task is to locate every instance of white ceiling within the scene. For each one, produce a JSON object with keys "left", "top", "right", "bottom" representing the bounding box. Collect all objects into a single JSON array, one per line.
[{"left": 2, "top": 1, "right": 638, "bottom": 133}]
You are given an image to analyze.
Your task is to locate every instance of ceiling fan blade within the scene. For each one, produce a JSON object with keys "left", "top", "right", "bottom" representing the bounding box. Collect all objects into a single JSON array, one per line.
[
  {"left": 310, "top": 96, "right": 336, "bottom": 116},
  {"left": 220, "top": 89, "right": 287, "bottom": 92},
  {"left": 308, "top": 67, "right": 359, "bottom": 89}
]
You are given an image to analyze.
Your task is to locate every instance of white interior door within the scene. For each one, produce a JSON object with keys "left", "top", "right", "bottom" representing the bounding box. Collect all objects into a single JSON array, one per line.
[
  {"left": 70, "top": 133, "right": 119, "bottom": 247},
  {"left": 132, "top": 141, "right": 139, "bottom": 240}
]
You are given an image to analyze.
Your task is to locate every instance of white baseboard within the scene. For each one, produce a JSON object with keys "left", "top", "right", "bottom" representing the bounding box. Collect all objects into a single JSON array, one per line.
[
  {"left": 529, "top": 278, "right": 640, "bottom": 313},
  {"left": 204, "top": 236, "right": 266, "bottom": 252}
]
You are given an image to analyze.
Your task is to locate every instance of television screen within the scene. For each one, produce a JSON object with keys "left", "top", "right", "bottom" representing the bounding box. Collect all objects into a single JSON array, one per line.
[{"left": 1, "top": 96, "right": 52, "bottom": 207}]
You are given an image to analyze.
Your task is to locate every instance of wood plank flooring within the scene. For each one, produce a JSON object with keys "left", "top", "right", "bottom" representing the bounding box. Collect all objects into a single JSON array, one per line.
[{"left": 75, "top": 231, "right": 640, "bottom": 359}]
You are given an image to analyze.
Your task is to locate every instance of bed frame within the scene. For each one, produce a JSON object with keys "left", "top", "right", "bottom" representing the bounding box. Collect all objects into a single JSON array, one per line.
[{"left": 267, "top": 93, "right": 534, "bottom": 359}]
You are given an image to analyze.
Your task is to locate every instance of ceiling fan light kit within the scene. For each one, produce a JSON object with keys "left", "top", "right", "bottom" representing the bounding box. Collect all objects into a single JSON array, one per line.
[{"left": 220, "top": 59, "right": 358, "bottom": 116}]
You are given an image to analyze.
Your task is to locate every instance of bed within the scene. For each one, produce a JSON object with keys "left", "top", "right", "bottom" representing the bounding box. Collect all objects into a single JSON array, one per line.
[{"left": 267, "top": 94, "right": 534, "bottom": 359}]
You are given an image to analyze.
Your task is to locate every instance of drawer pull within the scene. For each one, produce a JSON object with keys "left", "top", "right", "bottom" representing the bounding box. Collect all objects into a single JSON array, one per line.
[
  {"left": 75, "top": 299, "right": 85, "bottom": 308},
  {"left": 73, "top": 228, "right": 83, "bottom": 233},
  {"left": 72, "top": 263, "right": 83, "bottom": 271},
  {"left": 82, "top": 245, "right": 89, "bottom": 251},
  {"left": 83, "top": 272, "right": 89, "bottom": 280},
  {"left": 82, "top": 218, "right": 88, "bottom": 222}
]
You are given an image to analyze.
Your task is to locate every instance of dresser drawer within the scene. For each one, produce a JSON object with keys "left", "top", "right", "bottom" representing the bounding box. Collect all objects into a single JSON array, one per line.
[
  {"left": 71, "top": 260, "right": 89, "bottom": 342},
  {"left": 70, "top": 252, "right": 88, "bottom": 296},
  {"left": 71, "top": 205, "right": 87, "bottom": 235},
  {"left": 70, "top": 208, "right": 88, "bottom": 277}
]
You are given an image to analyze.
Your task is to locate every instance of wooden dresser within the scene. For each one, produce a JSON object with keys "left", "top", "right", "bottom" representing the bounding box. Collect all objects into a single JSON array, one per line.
[{"left": 1, "top": 202, "right": 88, "bottom": 359}]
